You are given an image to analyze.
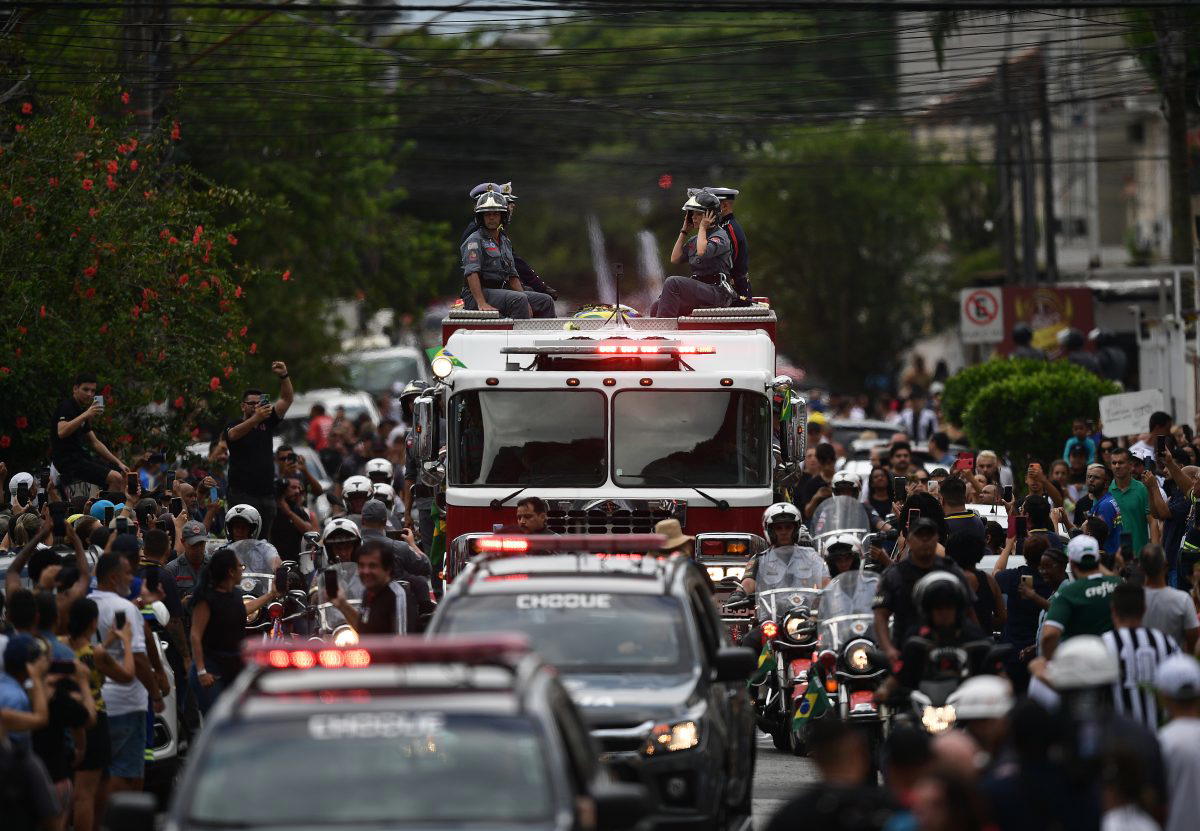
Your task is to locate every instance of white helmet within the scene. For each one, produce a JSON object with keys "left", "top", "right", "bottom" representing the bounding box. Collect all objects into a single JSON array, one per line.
[
  {"left": 225, "top": 504, "right": 262, "bottom": 538},
  {"left": 832, "top": 470, "right": 860, "bottom": 491},
  {"left": 371, "top": 482, "right": 396, "bottom": 508},
  {"left": 474, "top": 190, "right": 508, "bottom": 214},
  {"left": 342, "top": 475, "right": 372, "bottom": 499},
  {"left": 365, "top": 458, "right": 393, "bottom": 483},
  {"left": 826, "top": 533, "right": 863, "bottom": 556},
  {"left": 321, "top": 517, "right": 362, "bottom": 546},
  {"left": 947, "top": 676, "right": 1013, "bottom": 720},
  {"left": 1046, "top": 635, "right": 1119, "bottom": 689},
  {"left": 762, "top": 502, "right": 803, "bottom": 545}
]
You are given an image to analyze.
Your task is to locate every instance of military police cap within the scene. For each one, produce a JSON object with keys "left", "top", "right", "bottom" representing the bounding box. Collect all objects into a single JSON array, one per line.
[
  {"left": 468, "top": 182, "right": 502, "bottom": 198},
  {"left": 706, "top": 186, "right": 740, "bottom": 200}
]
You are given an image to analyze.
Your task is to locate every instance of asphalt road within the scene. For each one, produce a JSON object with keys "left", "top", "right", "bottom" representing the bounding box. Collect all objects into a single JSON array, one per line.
[{"left": 751, "top": 732, "right": 820, "bottom": 830}]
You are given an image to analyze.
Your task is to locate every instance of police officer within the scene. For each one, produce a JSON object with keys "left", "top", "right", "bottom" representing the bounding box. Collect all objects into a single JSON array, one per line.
[
  {"left": 461, "top": 182, "right": 559, "bottom": 303},
  {"left": 1010, "top": 323, "right": 1047, "bottom": 361},
  {"left": 460, "top": 190, "right": 555, "bottom": 319},
  {"left": 651, "top": 190, "right": 734, "bottom": 318},
  {"left": 705, "top": 186, "right": 751, "bottom": 304}
]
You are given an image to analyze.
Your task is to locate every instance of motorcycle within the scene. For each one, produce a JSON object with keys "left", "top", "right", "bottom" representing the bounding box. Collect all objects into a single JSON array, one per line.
[
  {"left": 810, "top": 495, "right": 872, "bottom": 557},
  {"left": 245, "top": 561, "right": 314, "bottom": 641},
  {"left": 815, "top": 567, "right": 888, "bottom": 764},
  {"left": 903, "top": 637, "right": 1011, "bottom": 735},
  {"left": 312, "top": 560, "right": 366, "bottom": 646}
]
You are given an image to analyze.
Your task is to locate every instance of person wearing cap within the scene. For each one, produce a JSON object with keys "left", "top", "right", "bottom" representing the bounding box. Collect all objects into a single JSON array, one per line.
[
  {"left": 1039, "top": 534, "right": 1122, "bottom": 658},
  {"left": 1, "top": 634, "right": 51, "bottom": 748},
  {"left": 654, "top": 517, "right": 694, "bottom": 557},
  {"left": 1009, "top": 322, "right": 1046, "bottom": 361},
  {"left": 703, "top": 186, "right": 751, "bottom": 304},
  {"left": 1155, "top": 654, "right": 1200, "bottom": 831},
  {"left": 165, "top": 516, "right": 211, "bottom": 604},
  {"left": 650, "top": 189, "right": 734, "bottom": 318},
  {"left": 461, "top": 182, "right": 559, "bottom": 303},
  {"left": 460, "top": 187, "right": 554, "bottom": 320}
]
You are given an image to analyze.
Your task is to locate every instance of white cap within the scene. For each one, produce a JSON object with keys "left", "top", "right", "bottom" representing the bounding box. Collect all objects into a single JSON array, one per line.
[
  {"left": 1046, "top": 635, "right": 1118, "bottom": 689},
  {"left": 9, "top": 471, "right": 34, "bottom": 490},
  {"left": 1155, "top": 654, "right": 1200, "bottom": 699},
  {"left": 947, "top": 675, "right": 1013, "bottom": 720},
  {"left": 1066, "top": 534, "right": 1100, "bottom": 566}
]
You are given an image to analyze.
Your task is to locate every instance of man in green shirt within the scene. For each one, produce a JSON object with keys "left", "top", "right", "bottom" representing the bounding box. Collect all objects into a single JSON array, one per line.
[
  {"left": 1040, "top": 534, "right": 1121, "bottom": 658},
  {"left": 1108, "top": 447, "right": 1169, "bottom": 557}
]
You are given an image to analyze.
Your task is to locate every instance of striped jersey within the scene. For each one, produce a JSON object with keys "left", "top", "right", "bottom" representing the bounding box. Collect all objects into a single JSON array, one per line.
[{"left": 1101, "top": 626, "right": 1179, "bottom": 729}]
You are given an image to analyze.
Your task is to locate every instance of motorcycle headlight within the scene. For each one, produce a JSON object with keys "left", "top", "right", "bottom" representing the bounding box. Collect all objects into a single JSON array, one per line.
[
  {"left": 333, "top": 626, "right": 359, "bottom": 647},
  {"left": 785, "top": 617, "right": 807, "bottom": 640},
  {"left": 920, "top": 704, "right": 956, "bottom": 734},
  {"left": 240, "top": 577, "right": 258, "bottom": 592},
  {"left": 643, "top": 721, "right": 700, "bottom": 756},
  {"left": 847, "top": 645, "right": 871, "bottom": 672}
]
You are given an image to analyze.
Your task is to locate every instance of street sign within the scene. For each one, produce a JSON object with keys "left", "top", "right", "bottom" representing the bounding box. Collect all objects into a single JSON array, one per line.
[
  {"left": 960, "top": 287, "right": 1003, "bottom": 344},
  {"left": 1099, "top": 389, "right": 1164, "bottom": 438}
]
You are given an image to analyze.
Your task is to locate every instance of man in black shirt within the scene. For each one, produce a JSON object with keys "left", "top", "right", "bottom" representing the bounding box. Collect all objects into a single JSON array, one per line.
[
  {"left": 940, "top": 477, "right": 986, "bottom": 541},
  {"left": 330, "top": 539, "right": 405, "bottom": 635},
  {"left": 798, "top": 442, "right": 837, "bottom": 520},
  {"left": 50, "top": 372, "right": 127, "bottom": 491},
  {"left": 270, "top": 476, "right": 316, "bottom": 561},
  {"left": 220, "top": 361, "right": 294, "bottom": 539},
  {"left": 360, "top": 500, "right": 433, "bottom": 630}
]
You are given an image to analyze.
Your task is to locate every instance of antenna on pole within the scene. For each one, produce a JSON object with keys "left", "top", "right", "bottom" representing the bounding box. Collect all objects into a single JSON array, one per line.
[{"left": 609, "top": 262, "right": 628, "bottom": 327}]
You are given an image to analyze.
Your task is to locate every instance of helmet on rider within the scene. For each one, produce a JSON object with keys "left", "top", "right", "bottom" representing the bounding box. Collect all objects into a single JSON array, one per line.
[
  {"left": 831, "top": 470, "right": 860, "bottom": 496},
  {"left": 342, "top": 475, "right": 372, "bottom": 514},
  {"left": 400, "top": 379, "right": 430, "bottom": 403},
  {"left": 825, "top": 533, "right": 862, "bottom": 576},
  {"left": 225, "top": 504, "right": 262, "bottom": 541},
  {"left": 474, "top": 189, "right": 509, "bottom": 223},
  {"left": 1044, "top": 634, "right": 1119, "bottom": 689},
  {"left": 912, "top": 571, "right": 969, "bottom": 631},
  {"left": 365, "top": 457, "right": 393, "bottom": 484},
  {"left": 762, "top": 502, "right": 803, "bottom": 547},
  {"left": 681, "top": 190, "right": 721, "bottom": 216},
  {"left": 371, "top": 482, "right": 396, "bottom": 509},
  {"left": 321, "top": 517, "right": 362, "bottom": 563}
]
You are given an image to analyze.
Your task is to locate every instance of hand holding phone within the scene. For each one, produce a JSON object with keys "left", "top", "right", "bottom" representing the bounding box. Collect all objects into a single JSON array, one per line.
[
  {"left": 103, "top": 506, "right": 115, "bottom": 525},
  {"left": 15, "top": 482, "right": 29, "bottom": 507},
  {"left": 115, "top": 517, "right": 128, "bottom": 535},
  {"left": 170, "top": 497, "right": 184, "bottom": 517},
  {"left": 1003, "top": 485, "right": 1014, "bottom": 502},
  {"left": 892, "top": 475, "right": 908, "bottom": 501},
  {"left": 1015, "top": 516, "right": 1028, "bottom": 540},
  {"left": 1020, "top": 575, "right": 1033, "bottom": 589},
  {"left": 50, "top": 502, "right": 67, "bottom": 537},
  {"left": 114, "top": 610, "right": 126, "bottom": 630},
  {"left": 907, "top": 508, "right": 921, "bottom": 528},
  {"left": 274, "top": 566, "right": 289, "bottom": 595}
]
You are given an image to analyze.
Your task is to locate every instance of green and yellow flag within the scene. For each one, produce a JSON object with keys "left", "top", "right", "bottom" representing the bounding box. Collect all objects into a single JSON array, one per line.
[
  {"left": 793, "top": 666, "right": 832, "bottom": 727},
  {"left": 748, "top": 642, "right": 775, "bottom": 687}
]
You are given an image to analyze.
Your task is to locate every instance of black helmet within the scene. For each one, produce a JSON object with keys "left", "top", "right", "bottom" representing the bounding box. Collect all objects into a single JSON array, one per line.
[
  {"left": 681, "top": 190, "right": 721, "bottom": 215},
  {"left": 1012, "top": 322, "right": 1033, "bottom": 345},
  {"left": 913, "top": 571, "right": 969, "bottom": 624},
  {"left": 400, "top": 379, "right": 430, "bottom": 402}
]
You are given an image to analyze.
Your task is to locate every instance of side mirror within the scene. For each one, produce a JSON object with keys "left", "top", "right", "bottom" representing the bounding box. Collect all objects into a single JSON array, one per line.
[
  {"left": 104, "top": 791, "right": 157, "bottom": 831},
  {"left": 413, "top": 393, "right": 437, "bottom": 466},
  {"left": 593, "top": 780, "right": 652, "bottom": 831},
  {"left": 713, "top": 646, "right": 757, "bottom": 682}
]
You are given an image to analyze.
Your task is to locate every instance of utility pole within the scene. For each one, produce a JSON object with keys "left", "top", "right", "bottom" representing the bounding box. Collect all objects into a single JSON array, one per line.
[
  {"left": 1153, "top": 9, "right": 1194, "bottom": 265},
  {"left": 121, "top": 0, "right": 171, "bottom": 134},
  {"left": 1016, "top": 103, "right": 1039, "bottom": 285},
  {"left": 1038, "top": 46, "right": 1058, "bottom": 282},
  {"left": 995, "top": 58, "right": 1017, "bottom": 284}
]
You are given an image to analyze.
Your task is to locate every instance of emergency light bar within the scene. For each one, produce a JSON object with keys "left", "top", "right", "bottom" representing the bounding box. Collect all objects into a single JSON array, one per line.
[
  {"left": 500, "top": 340, "right": 715, "bottom": 356},
  {"left": 473, "top": 534, "right": 669, "bottom": 555},
  {"left": 244, "top": 635, "right": 532, "bottom": 670}
]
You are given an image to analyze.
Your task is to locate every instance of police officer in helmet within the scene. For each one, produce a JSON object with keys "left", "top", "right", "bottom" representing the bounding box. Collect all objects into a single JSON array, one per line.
[
  {"left": 460, "top": 188, "right": 555, "bottom": 319},
  {"left": 650, "top": 190, "right": 735, "bottom": 318},
  {"left": 461, "top": 182, "right": 559, "bottom": 302},
  {"left": 703, "top": 186, "right": 751, "bottom": 305}
]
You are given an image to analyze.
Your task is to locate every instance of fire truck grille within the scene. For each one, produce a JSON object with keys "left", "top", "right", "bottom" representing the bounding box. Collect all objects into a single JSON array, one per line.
[{"left": 543, "top": 500, "right": 686, "bottom": 534}]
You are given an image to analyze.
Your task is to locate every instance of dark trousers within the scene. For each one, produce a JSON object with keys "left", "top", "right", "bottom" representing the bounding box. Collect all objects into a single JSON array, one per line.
[
  {"left": 461, "top": 287, "right": 555, "bottom": 319},
  {"left": 228, "top": 492, "right": 277, "bottom": 539},
  {"left": 650, "top": 276, "right": 731, "bottom": 317}
]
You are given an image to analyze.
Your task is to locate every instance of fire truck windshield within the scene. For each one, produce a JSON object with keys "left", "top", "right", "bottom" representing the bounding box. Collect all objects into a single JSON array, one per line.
[
  {"left": 449, "top": 390, "right": 606, "bottom": 486},
  {"left": 613, "top": 390, "right": 770, "bottom": 487}
]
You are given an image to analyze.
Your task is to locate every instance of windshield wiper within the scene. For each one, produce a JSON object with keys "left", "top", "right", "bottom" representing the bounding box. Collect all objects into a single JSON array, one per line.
[{"left": 619, "top": 474, "right": 729, "bottom": 510}]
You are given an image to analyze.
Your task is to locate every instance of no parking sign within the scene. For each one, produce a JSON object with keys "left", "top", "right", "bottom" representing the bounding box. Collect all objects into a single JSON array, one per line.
[{"left": 960, "top": 287, "right": 1003, "bottom": 344}]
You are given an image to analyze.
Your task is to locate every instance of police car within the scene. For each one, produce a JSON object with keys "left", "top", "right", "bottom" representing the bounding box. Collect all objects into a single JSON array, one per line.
[
  {"left": 427, "top": 535, "right": 758, "bottom": 830},
  {"left": 105, "top": 635, "right": 650, "bottom": 831}
]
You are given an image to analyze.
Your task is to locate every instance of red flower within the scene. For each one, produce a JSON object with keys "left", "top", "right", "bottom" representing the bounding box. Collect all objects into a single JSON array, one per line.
[
  {"left": 249, "top": 342, "right": 258, "bottom": 354},
  {"left": 105, "top": 175, "right": 116, "bottom": 191},
  {"left": 73, "top": 151, "right": 85, "bottom": 162},
  {"left": 160, "top": 315, "right": 169, "bottom": 327},
  {"left": 20, "top": 102, "right": 31, "bottom": 114},
  {"left": 223, "top": 365, "right": 233, "bottom": 379},
  {"left": 83, "top": 265, "right": 97, "bottom": 278},
  {"left": 99, "top": 323, "right": 108, "bottom": 333},
  {"left": 88, "top": 207, "right": 98, "bottom": 218},
  {"left": 17, "top": 326, "right": 26, "bottom": 336},
  {"left": 226, "top": 234, "right": 238, "bottom": 246},
  {"left": 129, "top": 160, "right": 138, "bottom": 172},
  {"left": 281, "top": 269, "right": 291, "bottom": 282},
  {"left": 158, "top": 349, "right": 166, "bottom": 361},
  {"left": 48, "top": 177, "right": 58, "bottom": 187},
  {"left": 120, "top": 91, "right": 130, "bottom": 105},
  {"left": 82, "top": 178, "right": 94, "bottom": 191},
  {"left": 174, "top": 396, "right": 185, "bottom": 409},
  {"left": 84, "top": 287, "right": 96, "bottom": 299},
  {"left": 239, "top": 326, "right": 248, "bottom": 337},
  {"left": 168, "top": 236, "right": 178, "bottom": 245},
  {"left": 192, "top": 225, "right": 203, "bottom": 245},
  {"left": 38, "top": 305, "right": 46, "bottom": 318},
  {"left": 143, "top": 190, "right": 153, "bottom": 200},
  {"left": 199, "top": 280, "right": 209, "bottom": 291},
  {"left": 178, "top": 274, "right": 189, "bottom": 287},
  {"left": 11, "top": 196, "right": 21, "bottom": 207},
  {"left": 0, "top": 436, "right": 10, "bottom": 449},
  {"left": 14, "top": 124, "right": 23, "bottom": 133},
  {"left": 106, "top": 160, "right": 118, "bottom": 174},
  {"left": 159, "top": 228, "right": 170, "bottom": 239},
  {"left": 658, "top": 173, "right": 673, "bottom": 190},
  {"left": 209, "top": 377, "right": 220, "bottom": 391},
  {"left": 130, "top": 305, "right": 140, "bottom": 319},
  {"left": 118, "top": 434, "right": 132, "bottom": 445},
  {"left": 87, "top": 115, "right": 96, "bottom": 129},
  {"left": 170, "top": 121, "right": 181, "bottom": 141},
  {"left": 219, "top": 300, "right": 230, "bottom": 312},
  {"left": 129, "top": 137, "right": 138, "bottom": 151},
  {"left": 15, "top": 416, "right": 27, "bottom": 429},
  {"left": 234, "top": 285, "right": 243, "bottom": 298},
  {"left": 225, "top": 328, "right": 233, "bottom": 340}
]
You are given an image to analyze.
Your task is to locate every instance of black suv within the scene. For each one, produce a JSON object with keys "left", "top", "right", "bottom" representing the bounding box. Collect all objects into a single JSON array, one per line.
[
  {"left": 427, "top": 538, "right": 758, "bottom": 830},
  {"left": 105, "top": 635, "right": 649, "bottom": 831}
]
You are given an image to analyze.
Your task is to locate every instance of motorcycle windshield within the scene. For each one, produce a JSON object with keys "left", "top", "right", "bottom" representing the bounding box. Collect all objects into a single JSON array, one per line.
[
  {"left": 810, "top": 495, "right": 870, "bottom": 537},
  {"left": 756, "top": 585, "right": 821, "bottom": 623},
  {"left": 819, "top": 572, "right": 879, "bottom": 623},
  {"left": 316, "top": 563, "right": 365, "bottom": 630}
]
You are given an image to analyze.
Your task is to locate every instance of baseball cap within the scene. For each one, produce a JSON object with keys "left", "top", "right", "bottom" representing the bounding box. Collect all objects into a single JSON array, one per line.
[
  {"left": 1155, "top": 654, "right": 1200, "bottom": 699},
  {"left": 182, "top": 520, "right": 208, "bottom": 545},
  {"left": 1131, "top": 448, "right": 1155, "bottom": 466},
  {"left": 909, "top": 516, "right": 939, "bottom": 535},
  {"left": 8, "top": 471, "right": 34, "bottom": 491},
  {"left": 1066, "top": 533, "right": 1100, "bottom": 566},
  {"left": 89, "top": 499, "right": 115, "bottom": 521},
  {"left": 3, "top": 633, "right": 43, "bottom": 675},
  {"left": 361, "top": 499, "right": 389, "bottom": 524}
]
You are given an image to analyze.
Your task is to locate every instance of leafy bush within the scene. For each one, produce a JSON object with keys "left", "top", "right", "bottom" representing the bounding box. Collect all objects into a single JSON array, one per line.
[
  {"left": 960, "top": 363, "right": 1119, "bottom": 467},
  {"left": 940, "top": 358, "right": 1045, "bottom": 427},
  {"left": 0, "top": 88, "right": 267, "bottom": 469}
]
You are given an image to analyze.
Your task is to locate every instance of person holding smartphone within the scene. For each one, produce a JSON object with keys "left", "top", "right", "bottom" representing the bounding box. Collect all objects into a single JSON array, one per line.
[
  {"left": 50, "top": 372, "right": 128, "bottom": 492},
  {"left": 650, "top": 189, "right": 734, "bottom": 317}
]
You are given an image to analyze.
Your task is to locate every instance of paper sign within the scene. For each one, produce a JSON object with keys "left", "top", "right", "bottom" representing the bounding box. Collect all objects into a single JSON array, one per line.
[
  {"left": 1099, "top": 389, "right": 1164, "bottom": 438},
  {"left": 960, "top": 287, "right": 1003, "bottom": 344}
]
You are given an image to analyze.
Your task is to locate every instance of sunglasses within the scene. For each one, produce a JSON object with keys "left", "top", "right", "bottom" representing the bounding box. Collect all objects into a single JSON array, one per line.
[{"left": 277, "top": 454, "right": 297, "bottom": 463}]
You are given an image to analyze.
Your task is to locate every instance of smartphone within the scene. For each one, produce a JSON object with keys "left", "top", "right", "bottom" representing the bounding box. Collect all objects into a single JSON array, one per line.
[
  {"left": 93, "top": 394, "right": 104, "bottom": 408},
  {"left": 114, "top": 610, "right": 126, "bottom": 629},
  {"left": 1020, "top": 574, "right": 1033, "bottom": 588},
  {"left": 1003, "top": 485, "right": 1014, "bottom": 502},
  {"left": 170, "top": 497, "right": 184, "bottom": 517},
  {"left": 35, "top": 492, "right": 46, "bottom": 511},
  {"left": 37, "top": 470, "right": 50, "bottom": 492},
  {"left": 1157, "top": 434, "right": 1168, "bottom": 454},
  {"left": 907, "top": 508, "right": 920, "bottom": 527},
  {"left": 1120, "top": 532, "right": 1133, "bottom": 557},
  {"left": 892, "top": 475, "right": 907, "bottom": 500},
  {"left": 209, "top": 486, "right": 219, "bottom": 503},
  {"left": 50, "top": 501, "right": 67, "bottom": 536},
  {"left": 115, "top": 516, "right": 128, "bottom": 535},
  {"left": 956, "top": 451, "right": 974, "bottom": 468},
  {"left": 15, "top": 482, "right": 28, "bottom": 507},
  {"left": 323, "top": 568, "right": 339, "bottom": 600},
  {"left": 103, "top": 506, "right": 115, "bottom": 525},
  {"left": 49, "top": 660, "right": 77, "bottom": 676},
  {"left": 126, "top": 472, "right": 138, "bottom": 494},
  {"left": 1015, "top": 516, "right": 1028, "bottom": 540},
  {"left": 952, "top": 458, "right": 973, "bottom": 473},
  {"left": 275, "top": 566, "right": 289, "bottom": 593},
  {"left": 260, "top": 394, "right": 270, "bottom": 406}
]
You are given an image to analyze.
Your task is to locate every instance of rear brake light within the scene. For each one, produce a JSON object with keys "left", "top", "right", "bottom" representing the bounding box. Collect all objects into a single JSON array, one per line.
[
  {"left": 762, "top": 621, "right": 779, "bottom": 639},
  {"left": 475, "top": 537, "right": 530, "bottom": 553},
  {"left": 291, "top": 650, "right": 316, "bottom": 669},
  {"left": 818, "top": 649, "right": 837, "bottom": 671},
  {"left": 701, "top": 539, "right": 724, "bottom": 556}
]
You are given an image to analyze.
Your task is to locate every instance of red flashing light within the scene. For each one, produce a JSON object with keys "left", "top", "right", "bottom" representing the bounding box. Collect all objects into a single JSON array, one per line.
[
  {"left": 267, "top": 649, "right": 290, "bottom": 669},
  {"left": 318, "top": 649, "right": 345, "bottom": 668},
  {"left": 762, "top": 621, "right": 779, "bottom": 639},
  {"left": 292, "top": 650, "right": 316, "bottom": 669},
  {"left": 246, "top": 636, "right": 529, "bottom": 670},
  {"left": 640, "top": 378, "right": 653, "bottom": 386},
  {"left": 676, "top": 345, "right": 715, "bottom": 355},
  {"left": 475, "top": 534, "right": 667, "bottom": 554},
  {"left": 475, "top": 537, "right": 531, "bottom": 554}
]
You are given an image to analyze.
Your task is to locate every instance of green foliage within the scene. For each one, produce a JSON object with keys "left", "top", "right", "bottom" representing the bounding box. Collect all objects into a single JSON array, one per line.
[
  {"left": 940, "top": 358, "right": 1044, "bottom": 427},
  {"left": 0, "top": 88, "right": 263, "bottom": 468},
  {"left": 958, "top": 362, "right": 1119, "bottom": 467}
]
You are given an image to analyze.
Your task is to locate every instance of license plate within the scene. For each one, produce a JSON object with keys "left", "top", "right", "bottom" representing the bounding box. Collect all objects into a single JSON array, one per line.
[{"left": 850, "top": 690, "right": 876, "bottom": 712}]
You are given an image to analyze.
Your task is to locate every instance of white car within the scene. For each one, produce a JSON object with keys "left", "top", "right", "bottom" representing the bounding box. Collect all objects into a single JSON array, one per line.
[
  {"left": 281, "top": 388, "right": 381, "bottom": 445},
  {"left": 335, "top": 345, "right": 430, "bottom": 399}
]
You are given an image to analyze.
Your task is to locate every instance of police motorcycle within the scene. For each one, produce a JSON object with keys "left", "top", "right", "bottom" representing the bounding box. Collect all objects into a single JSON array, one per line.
[
  {"left": 724, "top": 503, "right": 825, "bottom": 755},
  {"left": 810, "top": 483, "right": 873, "bottom": 557},
  {"left": 224, "top": 505, "right": 290, "bottom": 625},
  {"left": 815, "top": 541, "right": 888, "bottom": 759},
  {"left": 310, "top": 518, "right": 368, "bottom": 646},
  {"left": 898, "top": 572, "right": 1010, "bottom": 735}
]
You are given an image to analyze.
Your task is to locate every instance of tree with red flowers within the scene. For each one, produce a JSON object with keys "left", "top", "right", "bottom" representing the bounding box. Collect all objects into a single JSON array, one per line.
[{"left": 0, "top": 88, "right": 266, "bottom": 469}]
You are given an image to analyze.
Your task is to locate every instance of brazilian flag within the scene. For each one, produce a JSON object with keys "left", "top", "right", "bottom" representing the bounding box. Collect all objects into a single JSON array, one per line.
[
  {"left": 747, "top": 642, "right": 775, "bottom": 687},
  {"left": 793, "top": 666, "right": 832, "bottom": 727},
  {"left": 428, "top": 501, "right": 447, "bottom": 574}
]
